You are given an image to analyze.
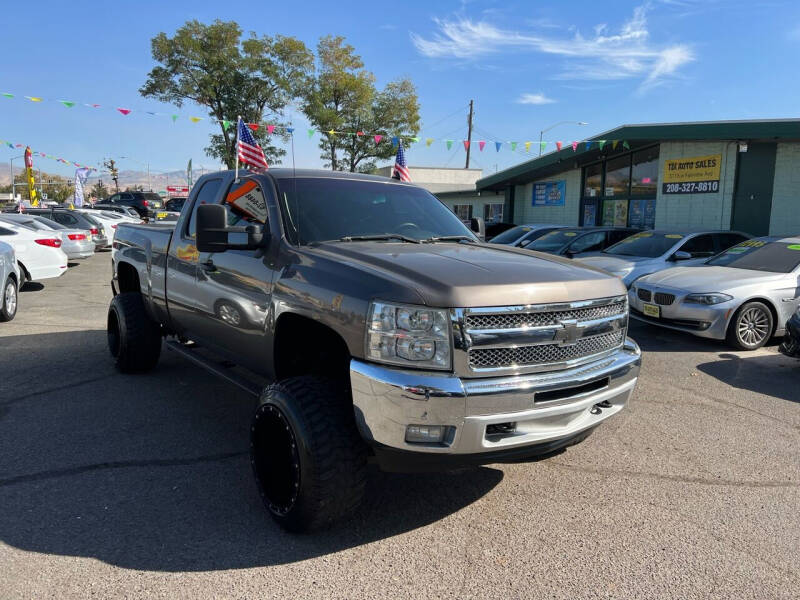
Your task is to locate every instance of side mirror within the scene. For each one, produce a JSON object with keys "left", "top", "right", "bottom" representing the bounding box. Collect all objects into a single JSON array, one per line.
[
  {"left": 196, "top": 204, "right": 267, "bottom": 253},
  {"left": 671, "top": 250, "right": 692, "bottom": 261},
  {"left": 470, "top": 216, "right": 485, "bottom": 240}
]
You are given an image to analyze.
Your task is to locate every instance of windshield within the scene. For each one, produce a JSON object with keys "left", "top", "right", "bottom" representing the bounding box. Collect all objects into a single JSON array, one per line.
[
  {"left": 706, "top": 240, "right": 800, "bottom": 272},
  {"left": 603, "top": 232, "right": 683, "bottom": 258},
  {"left": 527, "top": 229, "right": 582, "bottom": 252},
  {"left": 490, "top": 225, "right": 534, "bottom": 244},
  {"left": 276, "top": 177, "right": 476, "bottom": 245}
]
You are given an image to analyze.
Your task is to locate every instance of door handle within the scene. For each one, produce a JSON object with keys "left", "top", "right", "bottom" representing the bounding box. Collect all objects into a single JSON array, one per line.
[{"left": 200, "top": 259, "right": 216, "bottom": 272}]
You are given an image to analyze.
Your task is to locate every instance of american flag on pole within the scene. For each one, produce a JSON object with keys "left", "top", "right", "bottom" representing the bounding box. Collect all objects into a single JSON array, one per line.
[
  {"left": 237, "top": 118, "right": 269, "bottom": 172},
  {"left": 392, "top": 140, "right": 411, "bottom": 182}
]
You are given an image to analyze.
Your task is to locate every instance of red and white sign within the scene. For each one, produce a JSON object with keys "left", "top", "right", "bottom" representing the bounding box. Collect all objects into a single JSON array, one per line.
[{"left": 166, "top": 185, "right": 190, "bottom": 197}]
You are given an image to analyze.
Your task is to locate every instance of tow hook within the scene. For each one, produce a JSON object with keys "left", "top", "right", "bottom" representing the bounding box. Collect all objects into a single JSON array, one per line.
[{"left": 590, "top": 400, "right": 613, "bottom": 415}]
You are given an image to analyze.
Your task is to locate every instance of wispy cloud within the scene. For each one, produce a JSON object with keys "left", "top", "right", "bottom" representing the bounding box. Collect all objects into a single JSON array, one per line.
[
  {"left": 410, "top": 5, "right": 694, "bottom": 91},
  {"left": 517, "top": 93, "right": 556, "bottom": 105}
]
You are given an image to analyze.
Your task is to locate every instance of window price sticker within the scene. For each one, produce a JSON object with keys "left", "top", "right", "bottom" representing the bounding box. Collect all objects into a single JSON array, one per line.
[{"left": 226, "top": 180, "right": 267, "bottom": 223}]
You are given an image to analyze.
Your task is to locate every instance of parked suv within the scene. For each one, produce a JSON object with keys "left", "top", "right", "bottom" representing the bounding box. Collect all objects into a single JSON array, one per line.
[{"left": 104, "top": 191, "right": 164, "bottom": 219}]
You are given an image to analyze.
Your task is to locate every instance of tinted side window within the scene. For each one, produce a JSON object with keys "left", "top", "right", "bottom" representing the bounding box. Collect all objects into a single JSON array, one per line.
[
  {"left": 715, "top": 233, "right": 749, "bottom": 253},
  {"left": 680, "top": 234, "right": 715, "bottom": 258},
  {"left": 0, "top": 226, "right": 17, "bottom": 236},
  {"left": 186, "top": 179, "right": 224, "bottom": 238},
  {"left": 568, "top": 231, "right": 606, "bottom": 254}
]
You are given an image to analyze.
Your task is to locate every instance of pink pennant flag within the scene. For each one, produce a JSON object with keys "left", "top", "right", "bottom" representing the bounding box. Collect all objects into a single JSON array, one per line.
[
  {"left": 479, "top": 140, "right": 486, "bottom": 151},
  {"left": 248, "top": 123, "right": 259, "bottom": 131},
  {"left": 117, "top": 108, "right": 131, "bottom": 115},
  {"left": 556, "top": 141, "right": 563, "bottom": 151},
  {"left": 356, "top": 131, "right": 364, "bottom": 136},
  {"left": 85, "top": 103, "right": 101, "bottom": 108},
  {"left": 267, "top": 125, "right": 275, "bottom": 134},
  {"left": 571, "top": 141, "right": 578, "bottom": 152},
  {"left": 463, "top": 140, "right": 470, "bottom": 151},
  {"left": 39, "top": 152, "right": 46, "bottom": 157},
  {"left": 14, "top": 143, "right": 22, "bottom": 148},
  {"left": 374, "top": 135, "right": 382, "bottom": 144}
]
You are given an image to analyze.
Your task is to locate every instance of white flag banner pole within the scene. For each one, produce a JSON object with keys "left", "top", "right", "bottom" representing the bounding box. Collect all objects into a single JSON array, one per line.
[{"left": 234, "top": 115, "right": 241, "bottom": 182}]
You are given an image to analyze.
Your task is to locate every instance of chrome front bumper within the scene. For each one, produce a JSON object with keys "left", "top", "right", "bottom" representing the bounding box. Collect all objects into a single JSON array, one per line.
[{"left": 350, "top": 338, "right": 640, "bottom": 456}]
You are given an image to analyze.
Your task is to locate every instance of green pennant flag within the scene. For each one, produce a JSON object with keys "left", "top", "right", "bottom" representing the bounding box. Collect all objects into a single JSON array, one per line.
[
  {"left": 60, "top": 100, "right": 75, "bottom": 108},
  {"left": 598, "top": 140, "right": 606, "bottom": 149},
  {"left": 411, "top": 137, "right": 420, "bottom": 143},
  {"left": 1, "top": 93, "right": 12, "bottom": 98},
  {"left": 539, "top": 141, "right": 547, "bottom": 152},
  {"left": 511, "top": 141, "right": 518, "bottom": 151},
  {"left": 446, "top": 139, "right": 453, "bottom": 150},
  {"left": 171, "top": 114, "right": 178, "bottom": 122},
  {"left": 308, "top": 128, "right": 316, "bottom": 138},
  {"left": 222, "top": 120, "right": 232, "bottom": 130},
  {"left": 622, "top": 141, "right": 630, "bottom": 150}
]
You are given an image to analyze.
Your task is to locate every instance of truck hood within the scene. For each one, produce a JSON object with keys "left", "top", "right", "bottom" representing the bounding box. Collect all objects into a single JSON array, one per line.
[
  {"left": 638, "top": 265, "right": 782, "bottom": 291},
  {"left": 309, "top": 241, "right": 625, "bottom": 307}
]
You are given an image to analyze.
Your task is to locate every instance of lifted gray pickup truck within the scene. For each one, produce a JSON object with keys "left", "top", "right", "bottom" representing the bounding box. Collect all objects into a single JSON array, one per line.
[{"left": 108, "top": 168, "right": 641, "bottom": 531}]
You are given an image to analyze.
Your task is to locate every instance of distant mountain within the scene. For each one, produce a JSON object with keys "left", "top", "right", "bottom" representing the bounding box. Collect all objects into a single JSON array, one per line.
[{"left": 0, "top": 163, "right": 199, "bottom": 191}]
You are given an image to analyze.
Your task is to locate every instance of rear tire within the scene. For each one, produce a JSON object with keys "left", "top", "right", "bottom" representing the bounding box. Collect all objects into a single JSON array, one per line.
[
  {"left": 726, "top": 301, "right": 773, "bottom": 350},
  {"left": 107, "top": 292, "right": 162, "bottom": 372},
  {"left": 0, "top": 275, "right": 17, "bottom": 322},
  {"left": 17, "top": 263, "right": 28, "bottom": 290},
  {"left": 251, "top": 376, "right": 367, "bottom": 532}
]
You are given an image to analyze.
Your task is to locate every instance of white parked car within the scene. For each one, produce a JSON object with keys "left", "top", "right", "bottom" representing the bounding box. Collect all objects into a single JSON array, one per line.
[
  {"left": 0, "top": 221, "right": 68, "bottom": 287},
  {"left": 0, "top": 214, "right": 95, "bottom": 260},
  {"left": 73, "top": 208, "right": 138, "bottom": 241},
  {"left": 0, "top": 240, "right": 20, "bottom": 321},
  {"left": 577, "top": 230, "right": 751, "bottom": 288}
]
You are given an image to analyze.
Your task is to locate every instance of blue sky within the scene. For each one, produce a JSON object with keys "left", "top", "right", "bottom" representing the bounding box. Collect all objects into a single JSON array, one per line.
[{"left": 1, "top": 0, "right": 798, "bottom": 183}]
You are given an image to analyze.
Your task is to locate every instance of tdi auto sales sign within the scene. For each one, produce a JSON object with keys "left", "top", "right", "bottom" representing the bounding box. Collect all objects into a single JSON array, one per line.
[{"left": 662, "top": 154, "right": 722, "bottom": 194}]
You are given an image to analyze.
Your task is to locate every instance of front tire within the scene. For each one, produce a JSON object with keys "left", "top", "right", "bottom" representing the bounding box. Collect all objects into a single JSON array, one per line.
[
  {"left": 727, "top": 301, "right": 773, "bottom": 350},
  {"left": 0, "top": 275, "right": 17, "bottom": 322},
  {"left": 251, "top": 376, "right": 367, "bottom": 532},
  {"left": 107, "top": 292, "right": 162, "bottom": 372}
]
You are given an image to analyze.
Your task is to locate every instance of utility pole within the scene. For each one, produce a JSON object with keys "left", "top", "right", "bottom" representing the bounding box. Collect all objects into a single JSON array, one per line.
[{"left": 465, "top": 99, "right": 474, "bottom": 169}]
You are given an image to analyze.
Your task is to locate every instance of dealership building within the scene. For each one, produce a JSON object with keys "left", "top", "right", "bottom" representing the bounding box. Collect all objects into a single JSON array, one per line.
[{"left": 475, "top": 119, "right": 800, "bottom": 237}]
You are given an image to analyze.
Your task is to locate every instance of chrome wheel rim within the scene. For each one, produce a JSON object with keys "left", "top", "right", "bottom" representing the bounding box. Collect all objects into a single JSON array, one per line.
[
  {"left": 4, "top": 281, "right": 16, "bottom": 316},
  {"left": 219, "top": 304, "right": 241, "bottom": 325},
  {"left": 737, "top": 306, "right": 769, "bottom": 346}
]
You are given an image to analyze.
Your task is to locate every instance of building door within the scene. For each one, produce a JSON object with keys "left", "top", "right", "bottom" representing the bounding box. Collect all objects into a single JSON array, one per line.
[{"left": 731, "top": 143, "right": 776, "bottom": 236}]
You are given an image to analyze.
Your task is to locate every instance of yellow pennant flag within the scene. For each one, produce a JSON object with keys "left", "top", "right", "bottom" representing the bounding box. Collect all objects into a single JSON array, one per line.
[
  {"left": 328, "top": 129, "right": 335, "bottom": 136},
  {"left": 26, "top": 96, "right": 42, "bottom": 102},
  {"left": 425, "top": 138, "right": 434, "bottom": 147},
  {"left": 189, "top": 116, "right": 202, "bottom": 123},
  {"left": 524, "top": 141, "right": 532, "bottom": 153}
]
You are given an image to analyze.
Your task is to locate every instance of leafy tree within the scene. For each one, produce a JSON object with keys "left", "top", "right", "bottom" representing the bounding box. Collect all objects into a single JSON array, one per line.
[
  {"left": 140, "top": 20, "right": 313, "bottom": 168},
  {"left": 90, "top": 180, "right": 108, "bottom": 199},
  {"left": 302, "top": 36, "right": 420, "bottom": 172}
]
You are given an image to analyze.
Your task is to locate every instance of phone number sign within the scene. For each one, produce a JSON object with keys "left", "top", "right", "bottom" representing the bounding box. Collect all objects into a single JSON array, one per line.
[{"left": 662, "top": 154, "right": 721, "bottom": 194}]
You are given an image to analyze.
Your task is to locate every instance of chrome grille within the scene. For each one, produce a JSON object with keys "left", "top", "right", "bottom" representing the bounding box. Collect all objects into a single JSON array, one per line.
[
  {"left": 464, "top": 300, "right": 626, "bottom": 330},
  {"left": 637, "top": 288, "right": 652, "bottom": 302},
  {"left": 654, "top": 292, "right": 675, "bottom": 306},
  {"left": 468, "top": 331, "right": 625, "bottom": 370}
]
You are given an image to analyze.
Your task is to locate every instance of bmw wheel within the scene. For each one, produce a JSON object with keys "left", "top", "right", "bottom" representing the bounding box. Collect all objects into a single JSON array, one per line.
[{"left": 727, "top": 301, "right": 773, "bottom": 350}]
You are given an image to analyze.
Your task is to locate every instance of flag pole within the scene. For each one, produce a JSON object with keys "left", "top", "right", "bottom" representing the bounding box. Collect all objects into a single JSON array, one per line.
[{"left": 234, "top": 115, "right": 241, "bottom": 182}]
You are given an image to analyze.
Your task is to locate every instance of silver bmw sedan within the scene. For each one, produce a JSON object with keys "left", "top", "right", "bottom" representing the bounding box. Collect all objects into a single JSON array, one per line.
[{"left": 628, "top": 237, "right": 800, "bottom": 350}]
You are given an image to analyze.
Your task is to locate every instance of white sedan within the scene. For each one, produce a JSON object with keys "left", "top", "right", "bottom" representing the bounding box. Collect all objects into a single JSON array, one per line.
[
  {"left": 74, "top": 208, "right": 139, "bottom": 241},
  {"left": 0, "top": 240, "right": 20, "bottom": 321},
  {"left": 0, "top": 220, "right": 68, "bottom": 287}
]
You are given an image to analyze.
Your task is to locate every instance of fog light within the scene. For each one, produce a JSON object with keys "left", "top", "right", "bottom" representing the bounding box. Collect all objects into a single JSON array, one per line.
[{"left": 405, "top": 424, "right": 446, "bottom": 443}]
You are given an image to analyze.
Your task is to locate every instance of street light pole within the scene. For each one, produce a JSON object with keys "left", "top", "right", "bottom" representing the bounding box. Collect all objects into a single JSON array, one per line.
[
  {"left": 9, "top": 154, "right": 24, "bottom": 200},
  {"left": 538, "top": 121, "right": 588, "bottom": 156}
]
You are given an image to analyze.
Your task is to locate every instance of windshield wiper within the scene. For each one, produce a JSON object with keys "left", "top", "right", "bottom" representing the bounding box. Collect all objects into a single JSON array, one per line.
[
  {"left": 422, "top": 235, "right": 478, "bottom": 244},
  {"left": 338, "top": 234, "right": 421, "bottom": 244}
]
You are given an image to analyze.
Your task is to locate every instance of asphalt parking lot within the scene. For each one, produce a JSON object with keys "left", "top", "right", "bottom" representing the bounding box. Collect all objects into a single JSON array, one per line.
[{"left": 0, "top": 253, "right": 798, "bottom": 599}]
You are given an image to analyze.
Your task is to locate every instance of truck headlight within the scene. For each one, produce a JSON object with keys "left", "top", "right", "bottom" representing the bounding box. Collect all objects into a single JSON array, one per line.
[
  {"left": 366, "top": 302, "right": 451, "bottom": 370},
  {"left": 684, "top": 293, "right": 733, "bottom": 305}
]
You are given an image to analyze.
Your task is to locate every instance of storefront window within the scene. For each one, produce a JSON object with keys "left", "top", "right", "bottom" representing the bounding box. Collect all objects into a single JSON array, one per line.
[
  {"left": 453, "top": 204, "right": 472, "bottom": 220},
  {"left": 583, "top": 163, "right": 602, "bottom": 198},
  {"left": 631, "top": 146, "right": 659, "bottom": 195},
  {"left": 483, "top": 203, "right": 504, "bottom": 223},
  {"left": 604, "top": 155, "right": 631, "bottom": 197}
]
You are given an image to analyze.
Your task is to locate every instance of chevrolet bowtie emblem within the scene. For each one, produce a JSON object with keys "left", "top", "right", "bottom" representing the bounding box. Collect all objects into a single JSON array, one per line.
[{"left": 553, "top": 319, "right": 580, "bottom": 346}]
